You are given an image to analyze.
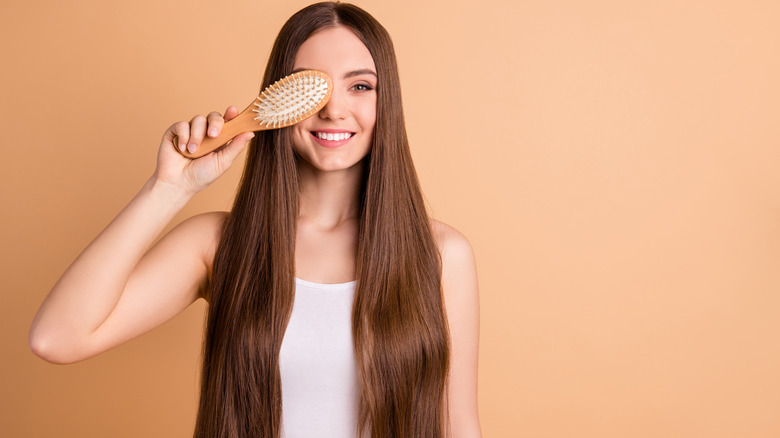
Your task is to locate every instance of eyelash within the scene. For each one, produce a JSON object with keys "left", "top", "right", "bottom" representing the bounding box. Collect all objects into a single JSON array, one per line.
[{"left": 351, "top": 83, "right": 374, "bottom": 91}]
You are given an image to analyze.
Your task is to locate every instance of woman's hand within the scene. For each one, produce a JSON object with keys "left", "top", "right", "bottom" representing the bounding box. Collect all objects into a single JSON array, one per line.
[{"left": 153, "top": 105, "right": 254, "bottom": 196}]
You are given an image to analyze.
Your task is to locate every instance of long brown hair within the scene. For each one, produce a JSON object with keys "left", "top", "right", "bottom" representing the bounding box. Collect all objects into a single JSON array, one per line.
[{"left": 194, "top": 3, "right": 450, "bottom": 437}]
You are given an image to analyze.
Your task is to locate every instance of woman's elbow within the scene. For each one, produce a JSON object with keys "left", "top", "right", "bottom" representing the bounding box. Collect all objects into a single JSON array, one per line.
[{"left": 28, "top": 329, "right": 84, "bottom": 365}]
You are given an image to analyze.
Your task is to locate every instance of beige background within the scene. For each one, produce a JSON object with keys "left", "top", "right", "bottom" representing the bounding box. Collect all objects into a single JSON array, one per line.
[{"left": 2, "top": 0, "right": 779, "bottom": 436}]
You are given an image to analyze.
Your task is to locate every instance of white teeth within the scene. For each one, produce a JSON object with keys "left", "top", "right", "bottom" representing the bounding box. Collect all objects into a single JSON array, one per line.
[{"left": 316, "top": 132, "right": 352, "bottom": 141}]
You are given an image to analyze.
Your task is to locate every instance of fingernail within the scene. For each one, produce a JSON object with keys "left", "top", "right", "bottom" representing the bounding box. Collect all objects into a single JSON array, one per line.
[
  {"left": 187, "top": 143, "right": 196, "bottom": 153},
  {"left": 209, "top": 128, "right": 218, "bottom": 137},
  {"left": 178, "top": 143, "right": 186, "bottom": 151}
]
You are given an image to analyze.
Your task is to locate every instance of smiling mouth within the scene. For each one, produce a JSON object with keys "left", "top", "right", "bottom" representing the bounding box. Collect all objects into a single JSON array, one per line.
[{"left": 311, "top": 131, "right": 355, "bottom": 141}]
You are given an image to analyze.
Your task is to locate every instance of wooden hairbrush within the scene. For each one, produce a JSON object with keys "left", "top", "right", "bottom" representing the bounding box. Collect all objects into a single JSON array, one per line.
[{"left": 178, "top": 70, "right": 332, "bottom": 159}]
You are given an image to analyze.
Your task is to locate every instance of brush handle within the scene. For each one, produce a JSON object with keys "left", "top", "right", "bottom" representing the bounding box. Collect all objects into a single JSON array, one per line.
[{"left": 177, "top": 102, "right": 267, "bottom": 159}]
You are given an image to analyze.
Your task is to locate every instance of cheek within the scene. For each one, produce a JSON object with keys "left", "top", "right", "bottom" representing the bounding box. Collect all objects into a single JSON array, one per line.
[
  {"left": 358, "top": 101, "right": 377, "bottom": 132},
  {"left": 293, "top": 123, "right": 312, "bottom": 144}
]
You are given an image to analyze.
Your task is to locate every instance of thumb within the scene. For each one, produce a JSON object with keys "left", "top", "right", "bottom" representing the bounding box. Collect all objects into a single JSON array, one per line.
[{"left": 217, "top": 132, "right": 254, "bottom": 165}]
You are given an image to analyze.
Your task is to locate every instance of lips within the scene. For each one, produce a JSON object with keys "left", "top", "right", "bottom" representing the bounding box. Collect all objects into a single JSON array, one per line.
[{"left": 310, "top": 130, "right": 355, "bottom": 148}]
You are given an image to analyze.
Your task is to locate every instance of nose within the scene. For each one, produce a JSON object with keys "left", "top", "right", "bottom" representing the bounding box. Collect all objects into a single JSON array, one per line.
[{"left": 318, "top": 89, "right": 346, "bottom": 121}]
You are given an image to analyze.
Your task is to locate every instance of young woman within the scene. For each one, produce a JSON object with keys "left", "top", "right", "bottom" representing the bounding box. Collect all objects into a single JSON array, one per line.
[{"left": 29, "top": 2, "right": 480, "bottom": 437}]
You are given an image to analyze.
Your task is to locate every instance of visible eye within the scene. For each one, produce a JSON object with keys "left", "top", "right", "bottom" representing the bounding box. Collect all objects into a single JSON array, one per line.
[{"left": 351, "top": 83, "right": 374, "bottom": 92}]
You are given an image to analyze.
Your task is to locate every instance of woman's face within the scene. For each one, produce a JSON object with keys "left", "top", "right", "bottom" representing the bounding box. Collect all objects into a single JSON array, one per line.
[{"left": 290, "top": 25, "right": 377, "bottom": 173}]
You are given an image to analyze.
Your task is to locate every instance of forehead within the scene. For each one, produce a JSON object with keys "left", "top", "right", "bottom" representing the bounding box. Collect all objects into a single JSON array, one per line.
[{"left": 293, "top": 26, "right": 376, "bottom": 74}]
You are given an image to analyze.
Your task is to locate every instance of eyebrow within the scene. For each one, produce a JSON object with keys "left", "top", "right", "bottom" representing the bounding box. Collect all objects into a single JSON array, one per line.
[{"left": 292, "top": 67, "right": 377, "bottom": 79}]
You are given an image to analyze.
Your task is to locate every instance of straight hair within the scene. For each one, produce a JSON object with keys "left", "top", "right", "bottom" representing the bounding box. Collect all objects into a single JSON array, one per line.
[{"left": 194, "top": 3, "right": 450, "bottom": 436}]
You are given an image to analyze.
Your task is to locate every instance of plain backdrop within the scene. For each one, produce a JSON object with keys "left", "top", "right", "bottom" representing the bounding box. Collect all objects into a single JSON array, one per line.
[{"left": 2, "top": 0, "right": 780, "bottom": 436}]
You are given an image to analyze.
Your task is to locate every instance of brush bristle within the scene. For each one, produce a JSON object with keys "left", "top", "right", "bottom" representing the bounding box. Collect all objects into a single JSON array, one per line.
[{"left": 252, "top": 71, "right": 331, "bottom": 128}]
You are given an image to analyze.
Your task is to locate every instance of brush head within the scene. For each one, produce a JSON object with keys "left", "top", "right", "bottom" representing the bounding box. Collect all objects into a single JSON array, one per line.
[{"left": 252, "top": 70, "right": 332, "bottom": 128}]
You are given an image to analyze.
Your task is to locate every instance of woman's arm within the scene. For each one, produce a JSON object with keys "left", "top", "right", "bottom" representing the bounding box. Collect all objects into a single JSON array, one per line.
[
  {"left": 28, "top": 107, "right": 253, "bottom": 364},
  {"left": 435, "top": 220, "right": 482, "bottom": 438}
]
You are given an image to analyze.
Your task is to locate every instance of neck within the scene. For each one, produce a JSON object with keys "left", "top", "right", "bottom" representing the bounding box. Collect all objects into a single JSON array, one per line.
[{"left": 297, "top": 158, "right": 365, "bottom": 230}]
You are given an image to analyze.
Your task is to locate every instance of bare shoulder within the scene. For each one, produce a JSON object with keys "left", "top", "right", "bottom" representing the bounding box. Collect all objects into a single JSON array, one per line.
[
  {"left": 428, "top": 218, "right": 479, "bottom": 303},
  {"left": 159, "top": 211, "right": 228, "bottom": 300},
  {"left": 175, "top": 210, "right": 227, "bottom": 238},
  {"left": 178, "top": 210, "right": 228, "bottom": 228},
  {"left": 429, "top": 218, "right": 478, "bottom": 281},
  {"left": 171, "top": 211, "right": 227, "bottom": 257}
]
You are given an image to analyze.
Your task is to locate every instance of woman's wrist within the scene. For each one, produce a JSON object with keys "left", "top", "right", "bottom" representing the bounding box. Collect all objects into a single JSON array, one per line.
[{"left": 145, "top": 174, "right": 196, "bottom": 211}]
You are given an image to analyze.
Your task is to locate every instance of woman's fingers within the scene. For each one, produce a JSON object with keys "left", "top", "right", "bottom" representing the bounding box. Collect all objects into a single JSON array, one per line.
[
  {"left": 187, "top": 115, "right": 207, "bottom": 154},
  {"left": 192, "top": 107, "right": 238, "bottom": 153},
  {"left": 165, "top": 106, "right": 238, "bottom": 156},
  {"left": 206, "top": 111, "right": 224, "bottom": 139},
  {"left": 170, "top": 121, "right": 190, "bottom": 152},
  {"left": 224, "top": 105, "right": 239, "bottom": 122}
]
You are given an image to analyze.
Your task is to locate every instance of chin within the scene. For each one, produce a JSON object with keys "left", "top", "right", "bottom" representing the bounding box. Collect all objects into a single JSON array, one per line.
[{"left": 298, "top": 155, "right": 368, "bottom": 173}]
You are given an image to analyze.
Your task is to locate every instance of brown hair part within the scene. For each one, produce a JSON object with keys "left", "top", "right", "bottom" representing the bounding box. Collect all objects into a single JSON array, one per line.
[{"left": 194, "top": 3, "right": 450, "bottom": 437}]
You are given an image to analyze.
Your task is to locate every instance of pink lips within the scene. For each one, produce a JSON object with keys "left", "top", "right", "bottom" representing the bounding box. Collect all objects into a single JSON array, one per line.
[{"left": 310, "top": 129, "right": 355, "bottom": 148}]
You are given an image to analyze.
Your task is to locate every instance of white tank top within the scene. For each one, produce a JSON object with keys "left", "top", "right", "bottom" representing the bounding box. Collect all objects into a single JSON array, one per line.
[{"left": 279, "top": 277, "right": 361, "bottom": 438}]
